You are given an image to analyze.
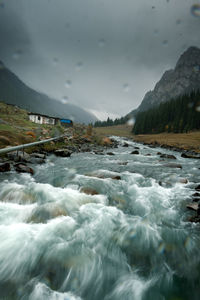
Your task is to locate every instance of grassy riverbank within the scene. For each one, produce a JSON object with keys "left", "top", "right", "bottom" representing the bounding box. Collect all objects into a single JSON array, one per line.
[{"left": 94, "top": 124, "right": 200, "bottom": 153}]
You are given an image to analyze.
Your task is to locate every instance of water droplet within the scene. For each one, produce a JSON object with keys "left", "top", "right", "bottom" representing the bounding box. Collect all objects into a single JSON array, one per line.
[
  {"left": 12, "top": 49, "right": 23, "bottom": 60},
  {"left": 65, "top": 80, "right": 71, "bottom": 88},
  {"left": 152, "top": 6, "right": 155, "bottom": 9},
  {"left": 98, "top": 39, "right": 105, "bottom": 47},
  {"left": 123, "top": 84, "right": 130, "bottom": 92},
  {"left": 61, "top": 96, "right": 68, "bottom": 104},
  {"left": 53, "top": 57, "right": 58, "bottom": 65},
  {"left": 176, "top": 19, "right": 182, "bottom": 25},
  {"left": 196, "top": 104, "right": 200, "bottom": 112},
  {"left": 193, "top": 65, "right": 200, "bottom": 73},
  {"left": 126, "top": 118, "right": 135, "bottom": 126},
  {"left": 162, "top": 40, "right": 168, "bottom": 46},
  {"left": 191, "top": 4, "right": 200, "bottom": 17},
  {"left": 76, "top": 61, "right": 83, "bottom": 71}
]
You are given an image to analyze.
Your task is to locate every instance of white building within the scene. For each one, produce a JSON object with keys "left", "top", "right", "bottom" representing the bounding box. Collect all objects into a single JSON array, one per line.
[{"left": 28, "top": 113, "right": 58, "bottom": 125}]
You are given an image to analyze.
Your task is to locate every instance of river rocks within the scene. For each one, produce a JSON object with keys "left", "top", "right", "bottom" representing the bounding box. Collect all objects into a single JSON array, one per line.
[
  {"left": 80, "top": 187, "right": 99, "bottom": 195},
  {"left": 163, "top": 163, "right": 182, "bottom": 169},
  {"left": 186, "top": 202, "right": 198, "bottom": 211},
  {"left": 181, "top": 153, "right": 200, "bottom": 159},
  {"left": 179, "top": 178, "right": 188, "bottom": 184},
  {"left": 14, "top": 163, "right": 34, "bottom": 175},
  {"left": 0, "top": 162, "right": 11, "bottom": 172},
  {"left": 27, "top": 204, "right": 67, "bottom": 223},
  {"left": 131, "top": 150, "right": 139, "bottom": 155},
  {"left": 195, "top": 185, "right": 200, "bottom": 191},
  {"left": 160, "top": 154, "right": 176, "bottom": 159},
  {"left": 54, "top": 149, "right": 72, "bottom": 157},
  {"left": 7, "top": 150, "right": 30, "bottom": 162},
  {"left": 86, "top": 171, "right": 121, "bottom": 180},
  {"left": 118, "top": 161, "right": 128, "bottom": 165},
  {"left": 123, "top": 143, "right": 129, "bottom": 147},
  {"left": 111, "top": 175, "right": 121, "bottom": 180},
  {"left": 107, "top": 152, "right": 115, "bottom": 155},
  {"left": 30, "top": 152, "right": 46, "bottom": 159},
  {"left": 29, "top": 157, "right": 46, "bottom": 164}
]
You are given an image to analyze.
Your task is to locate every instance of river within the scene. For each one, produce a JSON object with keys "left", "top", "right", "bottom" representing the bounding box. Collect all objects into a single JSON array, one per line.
[{"left": 0, "top": 137, "right": 200, "bottom": 300}]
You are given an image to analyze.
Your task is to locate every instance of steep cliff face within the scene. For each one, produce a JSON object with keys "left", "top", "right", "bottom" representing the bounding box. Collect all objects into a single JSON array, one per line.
[{"left": 130, "top": 46, "right": 200, "bottom": 115}]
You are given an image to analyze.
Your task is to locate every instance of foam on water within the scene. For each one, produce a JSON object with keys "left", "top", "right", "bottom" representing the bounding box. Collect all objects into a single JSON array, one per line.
[{"left": 0, "top": 137, "right": 200, "bottom": 299}]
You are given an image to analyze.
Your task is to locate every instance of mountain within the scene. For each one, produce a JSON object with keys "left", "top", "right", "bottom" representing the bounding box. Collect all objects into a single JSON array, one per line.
[
  {"left": 0, "top": 61, "right": 97, "bottom": 124},
  {"left": 128, "top": 46, "right": 200, "bottom": 117}
]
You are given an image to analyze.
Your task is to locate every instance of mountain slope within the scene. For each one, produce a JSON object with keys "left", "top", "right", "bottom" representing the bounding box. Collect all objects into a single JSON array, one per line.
[
  {"left": 128, "top": 46, "right": 200, "bottom": 116},
  {"left": 0, "top": 61, "right": 97, "bottom": 124}
]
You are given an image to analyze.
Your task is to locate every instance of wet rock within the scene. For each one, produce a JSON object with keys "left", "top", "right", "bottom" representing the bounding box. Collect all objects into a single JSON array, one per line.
[
  {"left": 14, "top": 163, "right": 34, "bottom": 175},
  {"left": 192, "top": 198, "right": 200, "bottom": 202},
  {"left": 195, "top": 185, "right": 200, "bottom": 191},
  {"left": 181, "top": 153, "right": 200, "bottom": 159},
  {"left": 186, "top": 203, "right": 198, "bottom": 211},
  {"left": 111, "top": 175, "right": 121, "bottom": 180},
  {"left": 30, "top": 153, "right": 46, "bottom": 159},
  {"left": 80, "top": 187, "right": 99, "bottom": 195},
  {"left": 54, "top": 149, "right": 72, "bottom": 157},
  {"left": 188, "top": 216, "right": 200, "bottom": 223},
  {"left": 179, "top": 178, "right": 188, "bottom": 184},
  {"left": 0, "top": 162, "right": 11, "bottom": 172},
  {"left": 27, "top": 204, "right": 67, "bottom": 223},
  {"left": 160, "top": 154, "right": 176, "bottom": 159},
  {"left": 123, "top": 143, "right": 129, "bottom": 147},
  {"left": 145, "top": 154, "right": 151, "bottom": 156},
  {"left": 157, "top": 152, "right": 162, "bottom": 155},
  {"left": 163, "top": 163, "right": 182, "bottom": 169},
  {"left": 29, "top": 157, "right": 46, "bottom": 164},
  {"left": 131, "top": 150, "right": 139, "bottom": 155},
  {"left": 7, "top": 151, "right": 30, "bottom": 162},
  {"left": 134, "top": 146, "right": 140, "bottom": 149},
  {"left": 107, "top": 152, "right": 115, "bottom": 155},
  {"left": 192, "top": 192, "right": 200, "bottom": 198}
]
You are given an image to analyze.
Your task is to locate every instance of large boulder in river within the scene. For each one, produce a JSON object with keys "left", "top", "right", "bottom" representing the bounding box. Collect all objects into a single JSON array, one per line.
[
  {"left": 54, "top": 149, "right": 72, "bottom": 157},
  {"left": 0, "top": 162, "right": 11, "bottom": 172},
  {"left": 14, "top": 163, "right": 34, "bottom": 175},
  {"left": 131, "top": 150, "right": 139, "bottom": 155},
  {"left": 27, "top": 203, "right": 68, "bottom": 223},
  {"left": 181, "top": 153, "right": 200, "bottom": 159},
  {"left": 7, "top": 151, "right": 30, "bottom": 162}
]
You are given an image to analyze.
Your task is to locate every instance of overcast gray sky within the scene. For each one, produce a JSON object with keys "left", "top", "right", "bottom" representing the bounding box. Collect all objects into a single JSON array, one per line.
[{"left": 0, "top": 0, "right": 200, "bottom": 120}]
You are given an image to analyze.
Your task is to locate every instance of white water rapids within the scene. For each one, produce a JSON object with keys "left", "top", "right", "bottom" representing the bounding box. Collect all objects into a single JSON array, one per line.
[{"left": 0, "top": 137, "right": 200, "bottom": 300}]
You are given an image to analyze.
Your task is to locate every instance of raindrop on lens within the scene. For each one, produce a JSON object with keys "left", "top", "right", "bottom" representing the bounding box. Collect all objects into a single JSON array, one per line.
[
  {"left": 176, "top": 19, "right": 182, "bottom": 25},
  {"left": 191, "top": 4, "right": 200, "bottom": 17},
  {"left": 12, "top": 49, "right": 22, "bottom": 60},
  {"left": 61, "top": 96, "right": 68, "bottom": 104},
  {"left": 98, "top": 39, "right": 105, "bottom": 47},
  {"left": 162, "top": 40, "right": 168, "bottom": 46},
  {"left": 123, "top": 84, "right": 130, "bottom": 92},
  {"left": 53, "top": 57, "right": 58, "bottom": 65},
  {"left": 65, "top": 80, "right": 71, "bottom": 88},
  {"left": 76, "top": 61, "right": 83, "bottom": 71},
  {"left": 126, "top": 118, "right": 135, "bottom": 126}
]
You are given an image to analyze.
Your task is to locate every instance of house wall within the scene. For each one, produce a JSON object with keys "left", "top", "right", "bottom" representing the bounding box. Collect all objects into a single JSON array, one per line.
[{"left": 29, "top": 114, "right": 55, "bottom": 125}]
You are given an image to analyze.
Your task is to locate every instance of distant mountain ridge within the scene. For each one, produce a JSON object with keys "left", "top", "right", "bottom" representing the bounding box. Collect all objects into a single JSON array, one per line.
[
  {"left": 128, "top": 46, "right": 200, "bottom": 117},
  {"left": 0, "top": 61, "right": 97, "bottom": 124}
]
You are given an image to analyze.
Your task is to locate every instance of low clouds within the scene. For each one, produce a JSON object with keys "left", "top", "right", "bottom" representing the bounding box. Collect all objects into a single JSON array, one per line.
[{"left": 0, "top": 0, "right": 200, "bottom": 119}]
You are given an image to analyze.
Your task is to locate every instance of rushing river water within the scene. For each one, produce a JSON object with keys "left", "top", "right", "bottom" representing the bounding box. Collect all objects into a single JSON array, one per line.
[{"left": 0, "top": 137, "right": 200, "bottom": 300}]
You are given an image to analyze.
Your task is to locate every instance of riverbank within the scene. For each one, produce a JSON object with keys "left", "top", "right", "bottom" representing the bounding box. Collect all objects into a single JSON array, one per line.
[{"left": 133, "top": 131, "right": 200, "bottom": 153}]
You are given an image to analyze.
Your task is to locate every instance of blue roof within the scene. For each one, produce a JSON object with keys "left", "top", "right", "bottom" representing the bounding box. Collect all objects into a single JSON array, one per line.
[{"left": 60, "top": 119, "right": 72, "bottom": 123}]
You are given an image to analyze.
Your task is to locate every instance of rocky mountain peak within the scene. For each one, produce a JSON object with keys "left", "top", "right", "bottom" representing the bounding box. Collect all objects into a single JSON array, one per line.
[{"left": 130, "top": 46, "right": 200, "bottom": 114}]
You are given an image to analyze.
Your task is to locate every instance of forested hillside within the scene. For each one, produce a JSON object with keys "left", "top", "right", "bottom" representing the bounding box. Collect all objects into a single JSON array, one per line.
[{"left": 133, "top": 90, "right": 200, "bottom": 134}]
